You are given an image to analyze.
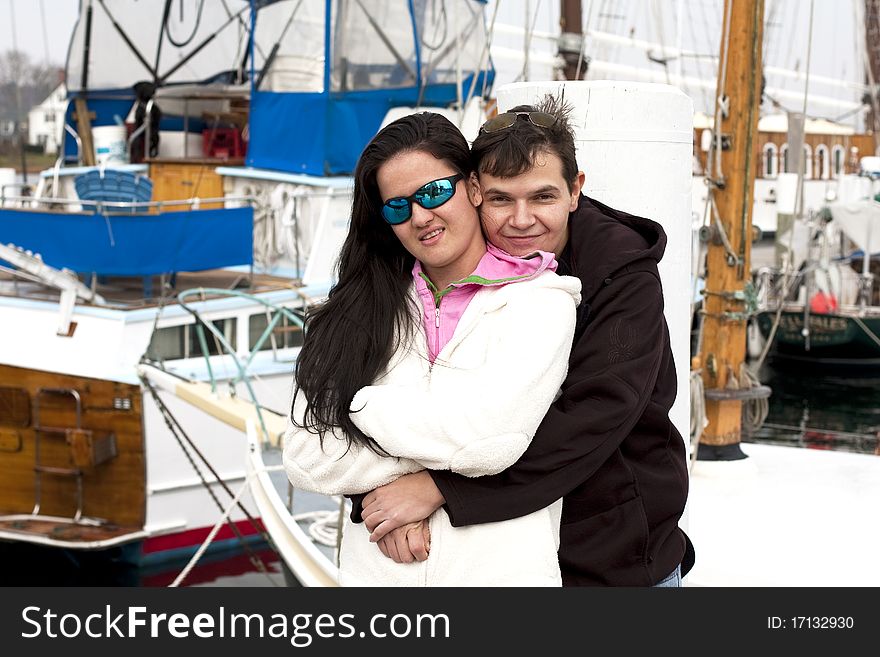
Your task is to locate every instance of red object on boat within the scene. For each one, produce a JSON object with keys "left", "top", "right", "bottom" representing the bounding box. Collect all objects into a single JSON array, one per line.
[
  {"left": 203, "top": 128, "right": 245, "bottom": 160},
  {"left": 809, "top": 291, "right": 838, "bottom": 314}
]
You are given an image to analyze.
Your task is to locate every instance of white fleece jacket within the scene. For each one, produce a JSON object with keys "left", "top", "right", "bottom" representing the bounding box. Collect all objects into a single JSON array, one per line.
[{"left": 283, "top": 270, "right": 581, "bottom": 586}]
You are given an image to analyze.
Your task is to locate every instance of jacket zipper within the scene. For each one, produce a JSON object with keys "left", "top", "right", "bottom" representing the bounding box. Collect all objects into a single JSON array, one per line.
[{"left": 429, "top": 306, "right": 440, "bottom": 371}]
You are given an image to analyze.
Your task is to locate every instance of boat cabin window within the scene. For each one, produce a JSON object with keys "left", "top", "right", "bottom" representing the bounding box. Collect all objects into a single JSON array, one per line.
[
  {"left": 248, "top": 311, "right": 304, "bottom": 351},
  {"left": 146, "top": 325, "right": 186, "bottom": 361},
  {"left": 832, "top": 145, "right": 845, "bottom": 177},
  {"left": 189, "top": 319, "right": 236, "bottom": 357},
  {"left": 815, "top": 144, "right": 830, "bottom": 180},
  {"left": 762, "top": 143, "right": 778, "bottom": 178},
  {"left": 145, "top": 318, "right": 237, "bottom": 361}
]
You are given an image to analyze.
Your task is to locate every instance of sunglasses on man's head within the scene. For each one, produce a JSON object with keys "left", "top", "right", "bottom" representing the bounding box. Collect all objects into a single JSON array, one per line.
[
  {"left": 479, "top": 111, "right": 557, "bottom": 134},
  {"left": 381, "top": 173, "right": 464, "bottom": 225}
]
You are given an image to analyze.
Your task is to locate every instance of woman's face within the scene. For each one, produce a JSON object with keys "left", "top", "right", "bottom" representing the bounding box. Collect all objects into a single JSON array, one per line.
[{"left": 377, "top": 150, "right": 485, "bottom": 286}]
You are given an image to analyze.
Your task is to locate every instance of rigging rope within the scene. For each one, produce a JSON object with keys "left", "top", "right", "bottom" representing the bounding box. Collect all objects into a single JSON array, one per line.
[
  {"left": 739, "top": 362, "right": 769, "bottom": 435},
  {"left": 749, "top": 0, "right": 818, "bottom": 375},
  {"left": 573, "top": 0, "right": 596, "bottom": 81},
  {"left": 141, "top": 374, "right": 275, "bottom": 580},
  {"left": 169, "top": 477, "right": 264, "bottom": 587},
  {"left": 292, "top": 507, "right": 346, "bottom": 548},
  {"left": 689, "top": 369, "right": 707, "bottom": 472},
  {"left": 853, "top": 315, "right": 880, "bottom": 348},
  {"left": 462, "top": 0, "right": 501, "bottom": 117},
  {"left": 711, "top": 0, "right": 734, "bottom": 181},
  {"left": 165, "top": 0, "right": 206, "bottom": 48}
]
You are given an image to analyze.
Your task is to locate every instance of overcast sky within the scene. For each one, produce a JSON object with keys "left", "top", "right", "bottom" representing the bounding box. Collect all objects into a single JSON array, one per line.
[
  {"left": 1, "top": 0, "right": 79, "bottom": 66},
  {"left": 1, "top": 0, "right": 870, "bottom": 127}
]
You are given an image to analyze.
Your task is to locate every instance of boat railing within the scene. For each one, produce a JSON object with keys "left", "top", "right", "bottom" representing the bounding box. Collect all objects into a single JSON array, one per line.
[
  {"left": 0, "top": 182, "right": 32, "bottom": 201},
  {"left": 63, "top": 123, "right": 83, "bottom": 169},
  {"left": 168, "top": 287, "right": 307, "bottom": 446},
  {"left": 129, "top": 97, "right": 155, "bottom": 162},
  {"left": 0, "top": 194, "right": 258, "bottom": 213}
]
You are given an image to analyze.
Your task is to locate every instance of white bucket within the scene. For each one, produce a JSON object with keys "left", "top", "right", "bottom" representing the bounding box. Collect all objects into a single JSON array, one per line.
[{"left": 93, "top": 125, "right": 129, "bottom": 164}]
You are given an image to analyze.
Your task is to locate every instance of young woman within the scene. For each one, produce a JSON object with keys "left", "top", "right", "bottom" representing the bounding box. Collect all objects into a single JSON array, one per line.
[{"left": 283, "top": 112, "right": 581, "bottom": 586}]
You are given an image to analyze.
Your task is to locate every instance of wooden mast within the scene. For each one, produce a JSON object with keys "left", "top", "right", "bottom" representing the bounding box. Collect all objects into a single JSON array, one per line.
[
  {"left": 696, "top": 0, "right": 764, "bottom": 459},
  {"left": 865, "top": 0, "right": 880, "bottom": 149},
  {"left": 558, "top": 0, "right": 586, "bottom": 80}
]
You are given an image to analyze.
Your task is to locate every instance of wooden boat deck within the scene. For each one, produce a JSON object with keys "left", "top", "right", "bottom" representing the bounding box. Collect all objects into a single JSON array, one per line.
[
  {"left": 0, "top": 515, "right": 145, "bottom": 548},
  {"left": 0, "top": 268, "right": 302, "bottom": 309}
]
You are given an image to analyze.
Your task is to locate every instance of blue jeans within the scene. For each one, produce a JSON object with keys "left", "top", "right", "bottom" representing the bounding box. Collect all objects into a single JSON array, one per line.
[{"left": 653, "top": 564, "right": 682, "bottom": 588}]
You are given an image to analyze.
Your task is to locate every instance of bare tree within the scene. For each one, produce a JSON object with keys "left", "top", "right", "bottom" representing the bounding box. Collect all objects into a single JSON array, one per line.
[{"left": 0, "top": 50, "right": 62, "bottom": 123}]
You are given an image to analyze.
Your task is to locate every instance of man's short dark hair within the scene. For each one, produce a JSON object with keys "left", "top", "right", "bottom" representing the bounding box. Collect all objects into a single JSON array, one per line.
[{"left": 471, "top": 94, "right": 579, "bottom": 192}]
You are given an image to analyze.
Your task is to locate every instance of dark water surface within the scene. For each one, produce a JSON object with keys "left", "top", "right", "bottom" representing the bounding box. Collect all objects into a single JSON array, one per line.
[
  {"left": 0, "top": 542, "right": 287, "bottom": 587},
  {"left": 746, "top": 362, "right": 880, "bottom": 455}
]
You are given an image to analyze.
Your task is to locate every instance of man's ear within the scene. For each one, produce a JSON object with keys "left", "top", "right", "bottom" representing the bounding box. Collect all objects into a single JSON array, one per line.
[
  {"left": 569, "top": 171, "right": 585, "bottom": 211},
  {"left": 467, "top": 172, "right": 483, "bottom": 207}
]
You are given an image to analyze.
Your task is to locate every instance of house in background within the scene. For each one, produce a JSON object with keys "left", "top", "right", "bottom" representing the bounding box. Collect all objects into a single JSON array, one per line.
[{"left": 28, "top": 83, "right": 67, "bottom": 155}]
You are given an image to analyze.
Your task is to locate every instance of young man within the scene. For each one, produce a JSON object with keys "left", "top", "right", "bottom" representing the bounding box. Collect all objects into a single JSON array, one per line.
[{"left": 356, "top": 96, "right": 694, "bottom": 586}]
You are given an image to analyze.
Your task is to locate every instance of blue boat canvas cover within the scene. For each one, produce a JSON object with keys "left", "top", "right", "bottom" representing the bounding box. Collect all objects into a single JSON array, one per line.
[
  {"left": 246, "top": 0, "right": 495, "bottom": 175},
  {"left": 0, "top": 206, "right": 254, "bottom": 276}
]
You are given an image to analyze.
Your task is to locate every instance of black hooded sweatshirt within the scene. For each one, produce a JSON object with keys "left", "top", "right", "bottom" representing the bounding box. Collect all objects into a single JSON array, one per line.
[{"left": 430, "top": 194, "right": 692, "bottom": 586}]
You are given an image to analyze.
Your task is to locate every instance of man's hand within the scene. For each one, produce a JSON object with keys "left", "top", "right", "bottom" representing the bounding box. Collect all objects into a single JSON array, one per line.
[
  {"left": 362, "top": 471, "right": 445, "bottom": 542},
  {"left": 375, "top": 520, "right": 431, "bottom": 563}
]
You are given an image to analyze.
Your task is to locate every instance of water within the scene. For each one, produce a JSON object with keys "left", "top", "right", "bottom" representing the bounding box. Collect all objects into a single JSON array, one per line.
[
  {"left": 0, "top": 541, "right": 288, "bottom": 587},
  {"left": 746, "top": 362, "right": 880, "bottom": 455}
]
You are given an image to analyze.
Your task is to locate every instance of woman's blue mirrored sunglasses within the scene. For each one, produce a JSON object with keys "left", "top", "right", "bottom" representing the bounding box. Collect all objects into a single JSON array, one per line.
[{"left": 381, "top": 173, "right": 464, "bottom": 225}]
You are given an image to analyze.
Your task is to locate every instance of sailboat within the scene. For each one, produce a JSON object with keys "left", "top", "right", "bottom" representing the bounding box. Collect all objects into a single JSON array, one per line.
[
  {"left": 0, "top": 0, "right": 494, "bottom": 571},
  {"left": 752, "top": 165, "right": 880, "bottom": 369},
  {"left": 747, "top": 0, "right": 880, "bottom": 370}
]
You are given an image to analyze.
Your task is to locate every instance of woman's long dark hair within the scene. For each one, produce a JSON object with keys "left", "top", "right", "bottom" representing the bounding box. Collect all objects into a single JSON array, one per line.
[{"left": 293, "top": 112, "right": 472, "bottom": 453}]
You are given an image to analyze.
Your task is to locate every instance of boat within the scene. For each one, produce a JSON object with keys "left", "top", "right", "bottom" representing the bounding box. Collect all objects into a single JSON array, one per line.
[
  {"left": 752, "top": 160, "right": 880, "bottom": 369},
  {"left": 0, "top": 0, "right": 494, "bottom": 572}
]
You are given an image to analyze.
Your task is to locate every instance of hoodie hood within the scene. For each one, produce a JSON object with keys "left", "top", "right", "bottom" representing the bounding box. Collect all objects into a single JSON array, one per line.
[{"left": 565, "top": 194, "right": 668, "bottom": 302}]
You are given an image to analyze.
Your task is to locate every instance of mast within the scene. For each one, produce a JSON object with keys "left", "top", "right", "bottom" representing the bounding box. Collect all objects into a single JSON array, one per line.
[
  {"left": 696, "top": 0, "right": 764, "bottom": 460},
  {"left": 8, "top": 0, "right": 29, "bottom": 186},
  {"left": 558, "top": 0, "right": 586, "bottom": 80},
  {"left": 864, "top": 0, "right": 880, "bottom": 146}
]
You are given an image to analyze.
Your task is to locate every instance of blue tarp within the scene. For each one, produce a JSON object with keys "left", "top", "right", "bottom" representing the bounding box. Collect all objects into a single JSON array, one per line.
[
  {"left": 245, "top": 0, "right": 495, "bottom": 176},
  {"left": 0, "top": 207, "right": 253, "bottom": 275},
  {"left": 247, "top": 72, "right": 493, "bottom": 176}
]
